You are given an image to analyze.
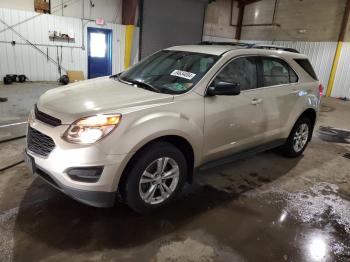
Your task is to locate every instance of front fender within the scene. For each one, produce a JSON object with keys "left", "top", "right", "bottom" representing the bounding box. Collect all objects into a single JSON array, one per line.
[{"left": 122, "top": 111, "right": 202, "bottom": 161}]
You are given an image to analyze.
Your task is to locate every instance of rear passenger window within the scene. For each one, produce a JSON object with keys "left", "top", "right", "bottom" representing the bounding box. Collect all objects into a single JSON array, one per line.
[
  {"left": 214, "top": 57, "right": 257, "bottom": 91},
  {"left": 261, "top": 57, "right": 298, "bottom": 87}
]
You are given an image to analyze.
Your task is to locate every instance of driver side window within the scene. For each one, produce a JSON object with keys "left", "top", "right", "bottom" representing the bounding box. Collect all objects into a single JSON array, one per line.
[{"left": 214, "top": 57, "right": 258, "bottom": 91}]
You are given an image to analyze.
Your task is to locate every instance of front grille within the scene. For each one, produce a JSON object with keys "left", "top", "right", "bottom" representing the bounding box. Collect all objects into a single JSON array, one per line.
[
  {"left": 27, "top": 126, "right": 55, "bottom": 157},
  {"left": 35, "top": 105, "right": 61, "bottom": 127}
]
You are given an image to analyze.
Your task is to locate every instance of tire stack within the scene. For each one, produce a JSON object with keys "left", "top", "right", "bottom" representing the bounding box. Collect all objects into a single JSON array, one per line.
[{"left": 3, "top": 74, "right": 27, "bottom": 85}]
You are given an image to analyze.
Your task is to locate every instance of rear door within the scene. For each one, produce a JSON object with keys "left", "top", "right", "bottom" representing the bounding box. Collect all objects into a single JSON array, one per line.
[
  {"left": 255, "top": 56, "right": 300, "bottom": 141},
  {"left": 203, "top": 56, "right": 267, "bottom": 162}
]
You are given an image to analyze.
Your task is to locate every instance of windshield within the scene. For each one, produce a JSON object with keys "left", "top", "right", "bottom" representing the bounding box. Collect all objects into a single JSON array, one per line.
[{"left": 119, "top": 50, "right": 219, "bottom": 94}]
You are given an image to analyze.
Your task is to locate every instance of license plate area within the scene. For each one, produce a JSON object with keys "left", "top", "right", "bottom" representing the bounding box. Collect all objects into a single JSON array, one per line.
[{"left": 24, "top": 151, "right": 36, "bottom": 174}]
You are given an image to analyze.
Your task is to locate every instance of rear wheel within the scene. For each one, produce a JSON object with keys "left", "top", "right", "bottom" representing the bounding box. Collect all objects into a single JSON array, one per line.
[
  {"left": 123, "top": 142, "right": 187, "bottom": 213},
  {"left": 280, "top": 117, "right": 312, "bottom": 157}
]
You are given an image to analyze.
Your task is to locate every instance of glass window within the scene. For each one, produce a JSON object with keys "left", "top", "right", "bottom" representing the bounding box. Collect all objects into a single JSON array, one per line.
[
  {"left": 261, "top": 57, "right": 298, "bottom": 86},
  {"left": 90, "top": 33, "right": 106, "bottom": 58},
  {"left": 120, "top": 51, "right": 219, "bottom": 94},
  {"left": 214, "top": 57, "right": 257, "bottom": 91},
  {"left": 294, "top": 59, "right": 318, "bottom": 80}
]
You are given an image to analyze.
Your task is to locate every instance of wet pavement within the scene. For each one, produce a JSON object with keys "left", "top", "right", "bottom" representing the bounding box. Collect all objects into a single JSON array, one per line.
[{"left": 0, "top": 97, "right": 350, "bottom": 262}]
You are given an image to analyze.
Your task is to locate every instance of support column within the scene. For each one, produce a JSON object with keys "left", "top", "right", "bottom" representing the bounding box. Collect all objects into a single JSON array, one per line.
[
  {"left": 122, "top": 0, "right": 138, "bottom": 69},
  {"left": 326, "top": 0, "right": 350, "bottom": 97}
]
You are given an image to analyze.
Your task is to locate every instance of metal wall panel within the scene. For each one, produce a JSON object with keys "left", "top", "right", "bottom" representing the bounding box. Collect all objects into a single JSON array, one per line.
[
  {"left": 141, "top": 0, "right": 206, "bottom": 58},
  {"left": 332, "top": 42, "right": 350, "bottom": 98},
  {"left": 0, "top": 8, "right": 126, "bottom": 81}
]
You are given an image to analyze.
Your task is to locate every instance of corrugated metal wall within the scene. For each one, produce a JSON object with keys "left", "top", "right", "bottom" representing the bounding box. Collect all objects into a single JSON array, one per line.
[
  {"left": 0, "top": 8, "right": 126, "bottom": 81},
  {"left": 203, "top": 36, "right": 337, "bottom": 92},
  {"left": 332, "top": 42, "right": 350, "bottom": 98},
  {"left": 272, "top": 41, "right": 337, "bottom": 92}
]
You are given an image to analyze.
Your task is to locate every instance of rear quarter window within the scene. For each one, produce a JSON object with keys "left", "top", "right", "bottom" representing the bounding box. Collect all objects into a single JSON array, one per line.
[{"left": 294, "top": 59, "right": 318, "bottom": 80}]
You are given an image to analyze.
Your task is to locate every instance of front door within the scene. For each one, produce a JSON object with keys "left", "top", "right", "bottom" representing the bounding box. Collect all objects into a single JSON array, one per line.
[
  {"left": 88, "top": 27, "right": 112, "bottom": 79},
  {"left": 203, "top": 56, "right": 265, "bottom": 162}
]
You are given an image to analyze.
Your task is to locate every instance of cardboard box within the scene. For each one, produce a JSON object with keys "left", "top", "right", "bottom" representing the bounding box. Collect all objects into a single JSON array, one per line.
[
  {"left": 67, "top": 71, "right": 85, "bottom": 83},
  {"left": 34, "top": 0, "right": 49, "bottom": 13}
]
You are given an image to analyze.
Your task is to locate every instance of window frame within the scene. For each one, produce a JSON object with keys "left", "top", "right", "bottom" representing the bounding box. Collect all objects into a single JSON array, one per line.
[
  {"left": 206, "top": 54, "right": 300, "bottom": 96},
  {"left": 294, "top": 58, "right": 318, "bottom": 81}
]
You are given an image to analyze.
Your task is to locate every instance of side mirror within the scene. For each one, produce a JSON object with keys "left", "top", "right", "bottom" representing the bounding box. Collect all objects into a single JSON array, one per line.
[{"left": 207, "top": 81, "right": 241, "bottom": 96}]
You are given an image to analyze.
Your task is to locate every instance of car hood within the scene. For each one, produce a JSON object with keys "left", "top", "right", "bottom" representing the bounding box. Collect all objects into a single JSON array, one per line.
[{"left": 37, "top": 77, "right": 174, "bottom": 124}]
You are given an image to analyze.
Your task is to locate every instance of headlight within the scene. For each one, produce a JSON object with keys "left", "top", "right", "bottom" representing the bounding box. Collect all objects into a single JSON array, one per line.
[{"left": 63, "top": 114, "right": 122, "bottom": 144}]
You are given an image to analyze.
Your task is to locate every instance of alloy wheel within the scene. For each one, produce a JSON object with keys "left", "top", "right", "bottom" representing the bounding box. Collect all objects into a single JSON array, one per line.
[
  {"left": 293, "top": 123, "right": 309, "bottom": 152},
  {"left": 138, "top": 157, "right": 180, "bottom": 205}
]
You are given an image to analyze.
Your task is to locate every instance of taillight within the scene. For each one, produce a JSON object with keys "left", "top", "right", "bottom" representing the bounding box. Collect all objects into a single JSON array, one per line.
[{"left": 319, "top": 84, "right": 324, "bottom": 97}]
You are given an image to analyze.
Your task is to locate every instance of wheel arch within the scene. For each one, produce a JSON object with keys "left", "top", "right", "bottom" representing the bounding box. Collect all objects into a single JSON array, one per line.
[
  {"left": 117, "top": 135, "right": 195, "bottom": 198},
  {"left": 295, "top": 108, "right": 317, "bottom": 141}
]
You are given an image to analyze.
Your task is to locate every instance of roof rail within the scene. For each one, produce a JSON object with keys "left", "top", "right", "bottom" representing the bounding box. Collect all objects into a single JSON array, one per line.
[
  {"left": 198, "top": 41, "right": 300, "bottom": 53},
  {"left": 249, "top": 44, "right": 300, "bottom": 53},
  {"left": 199, "top": 41, "right": 254, "bottom": 47}
]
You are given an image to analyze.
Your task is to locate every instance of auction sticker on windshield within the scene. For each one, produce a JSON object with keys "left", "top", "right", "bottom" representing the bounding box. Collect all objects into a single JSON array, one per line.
[{"left": 171, "top": 70, "right": 196, "bottom": 80}]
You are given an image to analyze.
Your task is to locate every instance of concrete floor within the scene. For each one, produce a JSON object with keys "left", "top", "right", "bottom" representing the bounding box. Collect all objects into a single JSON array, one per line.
[
  {"left": 0, "top": 96, "right": 349, "bottom": 262},
  {"left": 0, "top": 82, "right": 58, "bottom": 141}
]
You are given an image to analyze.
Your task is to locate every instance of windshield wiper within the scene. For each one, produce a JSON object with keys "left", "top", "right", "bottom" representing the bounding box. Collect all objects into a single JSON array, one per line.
[
  {"left": 121, "top": 77, "right": 161, "bottom": 93},
  {"left": 110, "top": 73, "right": 121, "bottom": 79}
]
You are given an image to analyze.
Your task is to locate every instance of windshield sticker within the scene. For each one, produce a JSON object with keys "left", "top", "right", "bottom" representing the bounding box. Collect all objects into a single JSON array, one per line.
[
  {"left": 171, "top": 70, "right": 196, "bottom": 80},
  {"left": 164, "top": 83, "right": 189, "bottom": 91}
]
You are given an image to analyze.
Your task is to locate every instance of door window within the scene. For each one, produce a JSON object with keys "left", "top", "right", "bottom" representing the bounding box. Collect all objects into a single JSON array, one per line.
[
  {"left": 261, "top": 57, "right": 298, "bottom": 87},
  {"left": 90, "top": 33, "right": 106, "bottom": 58},
  {"left": 214, "top": 57, "right": 258, "bottom": 91}
]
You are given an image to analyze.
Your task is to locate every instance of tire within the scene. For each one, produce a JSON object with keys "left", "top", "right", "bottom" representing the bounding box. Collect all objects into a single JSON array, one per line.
[
  {"left": 280, "top": 117, "right": 312, "bottom": 158},
  {"left": 123, "top": 142, "right": 187, "bottom": 213},
  {"left": 3, "top": 76, "right": 12, "bottom": 85}
]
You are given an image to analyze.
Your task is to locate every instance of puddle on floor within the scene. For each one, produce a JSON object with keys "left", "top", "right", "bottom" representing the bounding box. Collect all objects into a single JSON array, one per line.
[{"left": 318, "top": 126, "right": 350, "bottom": 144}]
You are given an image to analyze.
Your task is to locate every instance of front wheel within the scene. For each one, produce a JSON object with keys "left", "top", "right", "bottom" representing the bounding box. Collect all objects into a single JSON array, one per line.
[
  {"left": 123, "top": 142, "right": 187, "bottom": 213},
  {"left": 280, "top": 117, "right": 312, "bottom": 158}
]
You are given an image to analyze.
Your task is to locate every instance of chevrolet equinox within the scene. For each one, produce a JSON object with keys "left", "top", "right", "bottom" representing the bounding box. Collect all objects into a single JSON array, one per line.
[{"left": 25, "top": 43, "right": 322, "bottom": 213}]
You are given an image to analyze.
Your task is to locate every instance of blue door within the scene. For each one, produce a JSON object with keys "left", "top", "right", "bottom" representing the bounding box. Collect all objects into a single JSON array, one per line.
[{"left": 88, "top": 27, "right": 112, "bottom": 79}]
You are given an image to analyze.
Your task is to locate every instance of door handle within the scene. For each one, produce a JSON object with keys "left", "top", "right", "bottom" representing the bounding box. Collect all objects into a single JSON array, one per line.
[
  {"left": 251, "top": 98, "right": 263, "bottom": 105},
  {"left": 290, "top": 89, "right": 300, "bottom": 95}
]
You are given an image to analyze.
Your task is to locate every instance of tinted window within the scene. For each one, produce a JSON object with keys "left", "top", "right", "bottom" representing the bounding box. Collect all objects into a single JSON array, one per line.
[
  {"left": 294, "top": 59, "right": 318, "bottom": 80},
  {"left": 214, "top": 57, "right": 257, "bottom": 91},
  {"left": 261, "top": 57, "right": 298, "bottom": 86}
]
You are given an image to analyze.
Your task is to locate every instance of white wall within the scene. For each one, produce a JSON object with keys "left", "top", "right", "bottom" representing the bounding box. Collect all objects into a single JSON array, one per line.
[
  {"left": 0, "top": 0, "right": 123, "bottom": 23},
  {"left": 0, "top": 0, "right": 34, "bottom": 12},
  {"left": 0, "top": 7, "right": 127, "bottom": 81},
  {"left": 332, "top": 43, "right": 350, "bottom": 98}
]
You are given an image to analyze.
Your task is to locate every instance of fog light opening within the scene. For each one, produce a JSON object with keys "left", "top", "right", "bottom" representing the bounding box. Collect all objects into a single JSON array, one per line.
[{"left": 66, "top": 167, "right": 104, "bottom": 183}]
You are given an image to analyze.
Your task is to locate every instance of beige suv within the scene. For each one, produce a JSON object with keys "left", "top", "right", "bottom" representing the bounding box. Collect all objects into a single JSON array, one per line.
[{"left": 25, "top": 43, "right": 322, "bottom": 213}]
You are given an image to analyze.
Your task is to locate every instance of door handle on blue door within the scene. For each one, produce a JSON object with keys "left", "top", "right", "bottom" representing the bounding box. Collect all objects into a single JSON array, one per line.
[{"left": 251, "top": 98, "right": 263, "bottom": 105}]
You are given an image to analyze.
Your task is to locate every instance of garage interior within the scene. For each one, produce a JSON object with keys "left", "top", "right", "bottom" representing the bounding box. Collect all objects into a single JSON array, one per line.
[{"left": 0, "top": 0, "right": 350, "bottom": 261}]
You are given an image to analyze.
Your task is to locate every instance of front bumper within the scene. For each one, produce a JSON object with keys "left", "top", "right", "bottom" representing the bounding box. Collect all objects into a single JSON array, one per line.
[
  {"left": 33, "top": 164, "right": 117, "bottom": 207},
  {"left": 25, "top": 111, "right": 128, "bottom": 207}
]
